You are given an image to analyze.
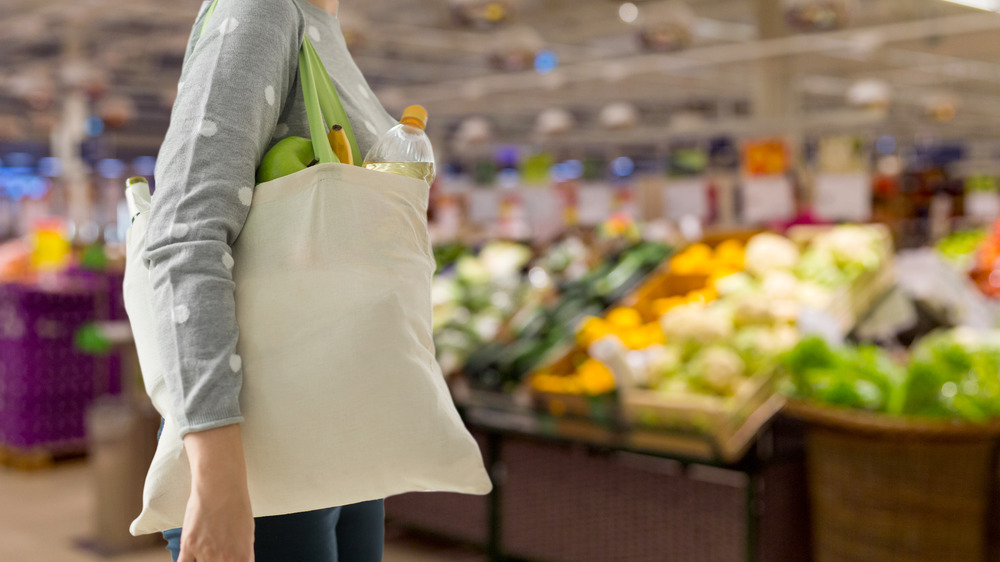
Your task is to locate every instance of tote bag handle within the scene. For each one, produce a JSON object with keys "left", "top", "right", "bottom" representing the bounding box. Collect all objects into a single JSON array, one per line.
[{"left": 200, "top": 0, "right": 362, "bottom": 165}]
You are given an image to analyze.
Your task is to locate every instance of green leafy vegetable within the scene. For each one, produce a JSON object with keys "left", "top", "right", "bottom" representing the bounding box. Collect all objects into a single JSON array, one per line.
[{"left": 781, "top": 330, "right": 1000, "bottom": 422}]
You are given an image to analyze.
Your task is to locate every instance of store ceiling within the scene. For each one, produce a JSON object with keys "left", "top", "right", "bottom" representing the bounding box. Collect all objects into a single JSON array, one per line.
[{"left": 1, "top": 0, "right": 1000, "bottom": 156}]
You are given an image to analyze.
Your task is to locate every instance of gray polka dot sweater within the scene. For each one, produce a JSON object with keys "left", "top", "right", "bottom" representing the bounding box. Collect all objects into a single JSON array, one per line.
[{"left": 145, "top": 0, "right": 396, "bottom": 437}]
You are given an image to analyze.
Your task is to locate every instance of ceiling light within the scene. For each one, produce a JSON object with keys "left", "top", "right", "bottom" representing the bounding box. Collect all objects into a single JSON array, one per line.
[
  {"left": 942, "top": 0, "right": 1000, "bottom": 11},
  {"left": 619, "top": 2, "right": 639, "bottom": 23}
]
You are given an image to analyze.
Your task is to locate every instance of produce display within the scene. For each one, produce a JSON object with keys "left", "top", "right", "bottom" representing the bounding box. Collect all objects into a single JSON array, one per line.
[
  {"left": 576, "top": 240, "right": 748, "bottom": 349},
  {"left": 526, "top": 224, "right": 892, "bottom": 447},
  {"left": 460, "top": 240, "right": 672, "bottom": 392},
  {"left": 533, "top": 226, "right": 888, "bottom": 396},
  {"left": 432, "top": 241, "right": 539, "bottom": 376},
  {"left": 667, "top": 239, "right": 745, "bottom": 277},
  {"left": 781, "top": 330, "right": 1000, "bottom": 422}
]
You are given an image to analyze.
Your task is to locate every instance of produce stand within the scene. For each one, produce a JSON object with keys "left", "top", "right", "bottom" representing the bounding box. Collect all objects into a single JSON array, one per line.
[
  {"left": 388, "top": 225, "right": 897, "bottom": 561},
  {"left": 385, "top": 379, "right": 804, "bottom": 562}
]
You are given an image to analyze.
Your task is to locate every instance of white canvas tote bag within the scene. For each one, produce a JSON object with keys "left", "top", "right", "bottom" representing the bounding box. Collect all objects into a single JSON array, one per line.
[{"left": 125, "top": 6, "right": 491, "bottom": 535}]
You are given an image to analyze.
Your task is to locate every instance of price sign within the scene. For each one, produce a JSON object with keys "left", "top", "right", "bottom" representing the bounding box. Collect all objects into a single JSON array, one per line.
[
  {"left": 814, "top": 172, "right": 872, "bottom": 222},
  {"left": 521, "top": 188, "right": 563, "bottom": 241},
  {"left": 663, "top": 177, "right": 709, "bottom": 220},
  {"left": 577, "top": 183, "right": 613, "bottom": 225},
  {"left": 741, "top": 175, "right": 794, "bottom": 224},
  {"left": 467, "top": 188, "right": 500, "bottom": 224}
]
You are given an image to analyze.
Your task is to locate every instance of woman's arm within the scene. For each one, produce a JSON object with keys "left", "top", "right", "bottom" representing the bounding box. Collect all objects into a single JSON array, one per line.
[
  {"left": 146, "top": 0, "right": 301, "bottom": 437},
  {"left": 177, "top": 424, "right": 254, "bottom": 562},
  {"left": 146, "top": 1, "right": 303, "bottom": 559}
]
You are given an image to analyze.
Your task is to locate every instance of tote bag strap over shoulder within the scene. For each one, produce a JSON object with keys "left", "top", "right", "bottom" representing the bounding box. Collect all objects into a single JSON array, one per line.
[{"left": 200, "top": 0, "right": 362, "bottom": 165}]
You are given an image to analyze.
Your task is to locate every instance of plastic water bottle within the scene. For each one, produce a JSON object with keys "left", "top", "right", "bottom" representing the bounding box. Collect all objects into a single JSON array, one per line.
[
  {"left": 363, "top": 105, "right": 436, "bottom": 184},
  {"left": 125, "top": 176, "right": 151, "bottom": 224}
]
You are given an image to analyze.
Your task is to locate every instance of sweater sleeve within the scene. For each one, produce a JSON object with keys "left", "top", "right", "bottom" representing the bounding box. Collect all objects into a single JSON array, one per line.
[{"left": 145, "top": 0, "right": 302, "bottom": 437}]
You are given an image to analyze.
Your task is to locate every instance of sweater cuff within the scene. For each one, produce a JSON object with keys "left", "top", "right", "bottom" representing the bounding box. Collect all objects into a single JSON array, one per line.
[{"left": 178, "top": 398, "right": 244, "bottom": 438}]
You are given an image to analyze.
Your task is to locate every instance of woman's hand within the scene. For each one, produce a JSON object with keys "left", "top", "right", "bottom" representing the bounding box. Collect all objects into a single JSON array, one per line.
[{"left": 178, "top": 424, "right": 255, "bottom": 562}]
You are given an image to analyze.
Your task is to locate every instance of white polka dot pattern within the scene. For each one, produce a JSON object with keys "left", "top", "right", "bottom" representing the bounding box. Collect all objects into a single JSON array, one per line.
[
  {"left": 199, "top": 120, "right": 218, "bottom": 137},
  {"left": 173, "top": 305, "right": 190, "bottom": 324},
  {"left": 238, "top": 187, "right": 253, "bottom": 206},
  {"left": 356, "top": 83, "right": 370, "bottom": 100},
  {"left": 219, "top": 17, "right": 240, "bottom": 35},
  {"left": 229, "top": 354, "right": 242, "bottom": 373},
  {"left": 364, "top": 120, "right": 378, "bottom": 135},
  {"left": 222, "top": 252, "right": 235, "bottom": 270},
  {"left": 273, "top": 123, "right": 289, "bottom": 138},
  {"left": 171, "top": 223, "right": 190, "bottom": 239},
  {"left": 308, "top": 26, "right": 321, "bottom": 41},
  {"left": 265, "top": 85, "right": 275, "bottom": 106}
]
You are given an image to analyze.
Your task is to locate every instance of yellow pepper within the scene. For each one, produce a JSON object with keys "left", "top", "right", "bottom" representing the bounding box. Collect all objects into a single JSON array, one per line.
[{"left": 606, "top": 307, "right": 643, "bottom": 329}]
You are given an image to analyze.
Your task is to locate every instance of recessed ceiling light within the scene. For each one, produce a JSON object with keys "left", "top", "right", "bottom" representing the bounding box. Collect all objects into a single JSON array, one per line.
[{"left": 619, "top": 2, "right": 639, "bottom": 23}]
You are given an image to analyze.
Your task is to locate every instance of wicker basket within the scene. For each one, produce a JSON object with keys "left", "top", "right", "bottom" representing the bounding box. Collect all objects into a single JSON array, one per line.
[{"left": 785, "top": 400, "right": 1000, "bottom": 562}]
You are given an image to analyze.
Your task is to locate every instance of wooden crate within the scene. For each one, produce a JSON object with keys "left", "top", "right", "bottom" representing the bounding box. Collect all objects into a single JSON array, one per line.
[
  {"left": 620, "top": 369, "right": 781, "bottom": 461},
  {"left": 619, "top": 271, "right": 710, "bottom": 322},
  {"left": 786, "top": 223, "right": 896, "bottom": 334}
]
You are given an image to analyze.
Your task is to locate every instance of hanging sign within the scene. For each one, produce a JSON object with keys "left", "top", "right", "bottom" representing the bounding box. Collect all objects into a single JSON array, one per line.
[{"left": 742, "top": 138, "right": 789, "bottom": 177}]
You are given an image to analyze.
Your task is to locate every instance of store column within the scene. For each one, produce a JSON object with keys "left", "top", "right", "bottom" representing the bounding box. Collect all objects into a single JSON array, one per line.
[
  {"left": 51, "top": 19, "right": 92, "bottom": 233},
  {"left": 750, "top": 0, "right": 806, "bottom": 218},
  {"left": 752, "top": 0, "right": 795, "bottom": 120}
]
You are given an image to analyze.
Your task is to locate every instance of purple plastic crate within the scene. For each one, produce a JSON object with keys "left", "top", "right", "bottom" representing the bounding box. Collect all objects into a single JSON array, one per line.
[
  {"left": 63, "top": 267, "right": 127, "bottom": 321},
  {"left": 62, "top": 267, "right": 126, "bottom": 395},
  {"left": 0, "top": 280, "right": 105, "bottom": 450}
]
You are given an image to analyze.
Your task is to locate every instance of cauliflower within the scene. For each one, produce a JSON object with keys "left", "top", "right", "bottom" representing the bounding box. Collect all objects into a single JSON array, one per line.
[
  {"left": 472, "top": 313, "right": 503, "bottom": 341},
  {"left": 738, "top": 325, "right": 799, "bottom": 356},
  {"left": 688, "top": 346, "right": 746, "bottom": 396},
  {"left": 811, "top": 226, "right": 882, "bottom": 271},
  {"left": 734, "top": 324, "right": 800, "bottom": 374},
  {"left": 714, "top": 272, "right": 758, "bottom": 298},
  {"left": 455, "top": 255, "right": 491, "bottom": 285},
  {"left": 657, "top": 376, "right": 694, "bottom": 396},
  {"left": 479, "top": 242, "right": 534, "bottom": 278},
  {"left": 798, "top": 226, "right": 885, "bottom": 286},
  {"left": 795, "top": 281, "right": 834, "bottom": 310},
  {"left": 432, "top": 301, "right": 458, "bottom": 331},
  {"left": 770, "top": 298, "right": 802, "bottom": 324},
  {"left": 795, "top": 249, "right": 843, "bottom": 287},
  {"left": 642, "top": 345, "right": 683, "bottom": 387},
  {"left": 761, "top": 271, "right": 800, "bottom": 299},
  {"left": 660, "top": 303, "right": 733, "bottom": 345},
  {"left": 745, "top": 233, "right": 800, "bottom": 277},
  {"left": 432, "top": 276, "right": 461, "bottom": 307},
  {"left": 732, "top": 295, "right": 774, "bottom": 326}
]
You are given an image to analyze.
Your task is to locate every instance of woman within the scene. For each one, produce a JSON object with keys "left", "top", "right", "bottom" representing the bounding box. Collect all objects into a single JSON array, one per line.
[{"left": 146, "top": 0, "right": 394, "bottom": 560}]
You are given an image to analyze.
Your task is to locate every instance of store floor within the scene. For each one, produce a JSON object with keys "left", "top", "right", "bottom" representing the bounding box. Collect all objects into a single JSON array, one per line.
[{"left": 0, "top": 461, "right": 485, "bottom": 562}]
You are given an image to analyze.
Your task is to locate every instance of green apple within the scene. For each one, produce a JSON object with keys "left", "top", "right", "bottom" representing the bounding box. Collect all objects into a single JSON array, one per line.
[{"left": 255, "top": 136, "right": 316, "bottom": 184}]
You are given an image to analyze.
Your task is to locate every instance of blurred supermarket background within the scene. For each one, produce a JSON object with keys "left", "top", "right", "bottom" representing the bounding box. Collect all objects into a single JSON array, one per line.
[{"left": 5, "top": 0, "right": 1000, "bottom": 560}]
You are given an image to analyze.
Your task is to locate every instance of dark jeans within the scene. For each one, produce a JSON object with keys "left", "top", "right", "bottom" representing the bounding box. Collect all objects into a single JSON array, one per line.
[
  {"left": 158, "top": 419, "right": 385, "bottom": 562},
  {"left": 162, "top": 500, "right": 385, "bottom": 562}
]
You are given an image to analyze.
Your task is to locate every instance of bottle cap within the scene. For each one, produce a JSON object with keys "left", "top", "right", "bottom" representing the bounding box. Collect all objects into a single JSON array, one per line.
[{"left": 400, "top": 105, "right": 428, "bottom": 130}]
